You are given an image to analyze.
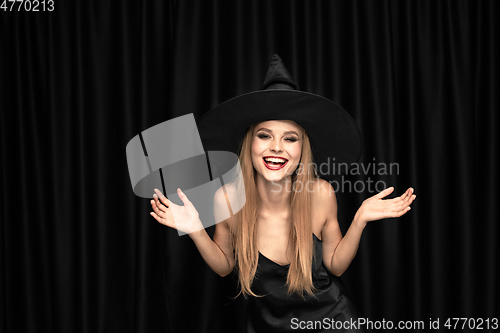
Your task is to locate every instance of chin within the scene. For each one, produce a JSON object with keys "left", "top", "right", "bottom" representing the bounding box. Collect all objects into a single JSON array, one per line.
[{"left": 262, "top": 170, "right": 291, "bottom": 182}]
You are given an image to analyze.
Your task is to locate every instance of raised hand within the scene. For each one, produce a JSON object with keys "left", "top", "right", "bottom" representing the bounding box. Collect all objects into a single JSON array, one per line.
[
  {"left": 356, "top": 187, "right": 416, "bottom": 225},
  {"left": 150, "top": 188, "right": 205, "bottom": 235}
]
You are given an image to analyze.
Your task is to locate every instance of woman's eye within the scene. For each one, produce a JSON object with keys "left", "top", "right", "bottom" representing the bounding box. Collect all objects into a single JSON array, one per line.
[{"left": 257, "top": 134, "right": 297, "bottom": 142}]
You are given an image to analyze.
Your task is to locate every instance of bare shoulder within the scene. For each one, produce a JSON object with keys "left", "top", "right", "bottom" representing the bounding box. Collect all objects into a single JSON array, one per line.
[
  {"left": 311, "top": 178, "right": 338, "bottom": 237},
  {"left": 312, "top": 178, "right": 337, "bottom": 206}
]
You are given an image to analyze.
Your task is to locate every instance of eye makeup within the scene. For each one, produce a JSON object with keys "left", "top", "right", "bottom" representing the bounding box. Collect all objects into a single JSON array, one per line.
[{"left": 256, "top": 132, "right": 299, "bottom": 142}]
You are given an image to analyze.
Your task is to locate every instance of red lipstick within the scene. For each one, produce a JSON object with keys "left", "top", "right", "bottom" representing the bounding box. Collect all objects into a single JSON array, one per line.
[{"left": 262, "top": 156, "right": 289, "bottom": 170}]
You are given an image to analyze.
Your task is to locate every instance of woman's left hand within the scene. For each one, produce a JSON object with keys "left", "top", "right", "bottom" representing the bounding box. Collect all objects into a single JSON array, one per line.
[{"left": 355, "top": 187, "right": 416, "bottom": 225}]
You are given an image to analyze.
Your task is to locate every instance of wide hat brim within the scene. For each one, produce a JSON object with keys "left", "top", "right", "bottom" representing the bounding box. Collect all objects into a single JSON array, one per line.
[{"left": 197, "top": 89, "right": 363, "bottom": 181}]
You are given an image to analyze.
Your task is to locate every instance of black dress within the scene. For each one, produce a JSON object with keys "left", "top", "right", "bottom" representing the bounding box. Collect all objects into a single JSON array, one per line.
[{"left": 246, "top": 233, "right": 365, "bottom": 332}]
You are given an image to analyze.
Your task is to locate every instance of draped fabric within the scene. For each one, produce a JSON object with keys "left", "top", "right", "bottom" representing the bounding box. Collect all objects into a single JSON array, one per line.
[
  {"left": 0, "top": 1, "right": 498, "bottom": 333},
  {"left": 248, "top": 234, "right": 365, "bottom": 333}
]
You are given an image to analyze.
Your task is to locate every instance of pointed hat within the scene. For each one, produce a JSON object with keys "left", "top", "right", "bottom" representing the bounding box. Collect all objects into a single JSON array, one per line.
[{"left": 197, "top": 54, "right": 362, "bottom": 180}]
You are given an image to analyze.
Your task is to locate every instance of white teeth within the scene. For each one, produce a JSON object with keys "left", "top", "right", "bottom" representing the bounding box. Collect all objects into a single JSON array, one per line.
[{"left": 264, "top": 157, "right": 287, "bottom": 163}]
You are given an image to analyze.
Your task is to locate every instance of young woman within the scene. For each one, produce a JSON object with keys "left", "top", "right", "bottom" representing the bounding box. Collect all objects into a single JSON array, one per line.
[{"left": 149, "top": 55, "right": 416, "bottom": 332}]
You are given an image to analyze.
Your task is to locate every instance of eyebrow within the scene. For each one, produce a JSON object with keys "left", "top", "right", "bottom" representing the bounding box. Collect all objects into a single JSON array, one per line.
[{"left": 256, "top": 128, "right": 300, "bottom": 137}]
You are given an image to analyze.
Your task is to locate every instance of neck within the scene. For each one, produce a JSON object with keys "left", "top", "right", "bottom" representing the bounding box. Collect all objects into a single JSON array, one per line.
[{"left": 255, "top": 172, "right": 293, "bottom": 215}]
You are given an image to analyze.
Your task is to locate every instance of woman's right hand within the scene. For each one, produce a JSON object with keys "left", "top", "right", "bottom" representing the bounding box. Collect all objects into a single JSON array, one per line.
[{"left": 150, "top": 188, "right": 205, "bottom": 235}]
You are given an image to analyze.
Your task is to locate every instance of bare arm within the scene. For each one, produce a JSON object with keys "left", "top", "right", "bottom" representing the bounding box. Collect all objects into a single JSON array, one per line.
[
  {"left": 150, "top": 187, "right": 235, "bottom": 277},
  {"left": 315, "top": 180, "right": 357, "bottom": 277},
  {"left": 191, "top": 186, "right": 236, "bottom": 277},
  {"left": 189, "top": 221, "right": 234, "bottom": 277},
  {"left": 318, "top": 181, "right": 416, "bottom": 276},
  {"left": 322, "top": 207, "right": 366, "bottom": 277}
]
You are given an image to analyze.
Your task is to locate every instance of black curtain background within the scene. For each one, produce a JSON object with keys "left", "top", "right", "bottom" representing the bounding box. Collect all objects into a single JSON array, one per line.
[{"left": 1, "top": 1, "right": 498, "bottom": 332}]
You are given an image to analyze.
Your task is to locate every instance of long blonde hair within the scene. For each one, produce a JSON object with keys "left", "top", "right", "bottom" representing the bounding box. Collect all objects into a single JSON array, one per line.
[{"left": 229, "top": 123, "right": 319, "bottom": 299}]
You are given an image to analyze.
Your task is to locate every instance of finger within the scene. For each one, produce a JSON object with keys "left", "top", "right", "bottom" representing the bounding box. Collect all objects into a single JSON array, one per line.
[
  {"left": 177, "top": 188, "right": 192, "bottom": 206},
  {"left": 375, "top": 186, "right": 394, "bottom": 199},
  {"left": 391, "top": 196, "right": 403, "bottom": 205},
  {"left": 409, "top": 194, "right": 416, "bottom": 205},
  {"left": 153, "top": 193, "right": 161, "bottom": 209},
  {"left": 160, "top": 196, "right": 171, "bottom": 208},
  {"left": 150, "top": 206, "right": 176, "bottom": 226},
  {"left": 154, "top": 188, "right": 164, "bottom": 197},
  {"left": 400, "top": 192, "right": 414, "bottom": 208},
  {"left": 150, "top": 211, "right": 162, "bottom": 223},
  {"left": 154, "top": 192, "right": 171, "bottom": 209},
  {"left": 153, "top": 188, "right": 170, "bottom": 207},
  {"left": 153, "top": 189, "right": 170, "bottom": 207},
  {"left": 400, "top": 188, "right": 411, "bottom": 201},
  {"left": 150, "top": 211, "right": 172, "bottom": 228},
  {"left": 399, "top": 193, "right": 410, "bottom": 206},
  {"left": 153, "top": 193, "right": 160, "bottom": 206},
  {"left": 402, "top": 192, "right": 416, "bottom": 206},
  {"left": 153, "top": 196, "right": 169, "bottom": 213},
  {"left": 150, "top": 200, "right": 163, "bottom": 217},
  {"left": 405, "top": 188, "right": 415, "bottom": 199},
  {"left": 403, "top": 188, "right": 416, "bottom": 203},
  {"left": 151, "top": 200, "right": 167, "bottom": 218},
  {"left": 390, "top": 206, "right": 411, "bottom": 218}
]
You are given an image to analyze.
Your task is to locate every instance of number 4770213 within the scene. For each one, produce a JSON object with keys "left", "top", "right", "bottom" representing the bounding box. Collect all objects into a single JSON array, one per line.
[{"left": 1, "top": 0, "right": 54, "bottom": 11}]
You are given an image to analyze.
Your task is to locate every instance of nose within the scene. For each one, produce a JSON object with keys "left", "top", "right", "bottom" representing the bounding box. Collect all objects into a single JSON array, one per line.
[{"left": 270, "top": 138, "right": 283, "bottom": 153}]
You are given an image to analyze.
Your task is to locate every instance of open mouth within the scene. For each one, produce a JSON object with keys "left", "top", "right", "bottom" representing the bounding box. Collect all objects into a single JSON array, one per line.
[{"left": 262, "top": 156, "right": 289, "bottom": 170}]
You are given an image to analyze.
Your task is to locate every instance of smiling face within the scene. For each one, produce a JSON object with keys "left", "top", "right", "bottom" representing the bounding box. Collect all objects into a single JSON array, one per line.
[{"left": 251, "top": 120, "right": 304, "bottom": 183}]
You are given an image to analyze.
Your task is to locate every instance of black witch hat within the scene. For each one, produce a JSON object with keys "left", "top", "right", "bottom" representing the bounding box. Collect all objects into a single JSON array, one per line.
[{"left": 197, "top": 54, "right": 362, "bottom": 180}]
